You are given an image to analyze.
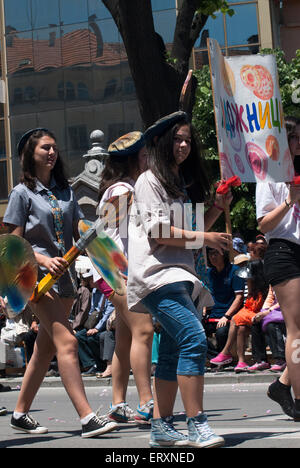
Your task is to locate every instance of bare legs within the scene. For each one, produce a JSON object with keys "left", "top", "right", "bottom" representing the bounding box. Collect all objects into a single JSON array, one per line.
[
  {"left": 221, "top": 321, "right": 249, "bottom": 363},
  {"left": 109, "top": 293, "right": 153, "bottom": 406},
  {"left": 274, "top": 278, "right": 300, "bottom": 398},
  {"left": 15, "top": 291, "right": 92, "bottom": 419}
]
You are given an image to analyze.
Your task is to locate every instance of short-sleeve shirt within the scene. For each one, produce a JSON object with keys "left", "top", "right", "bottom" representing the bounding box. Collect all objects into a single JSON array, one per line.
[
  {"left": 256, "top": 182, "right": 300, "bottom": 245},
  {"left": 207, "top": 264, "right": 245, "bottom": 318},
  {"left": 127, "top": 170, "right": 214, "bottom": 314},
  {"left": 3, "top": 177, "right": 84, "bottom": 296}
]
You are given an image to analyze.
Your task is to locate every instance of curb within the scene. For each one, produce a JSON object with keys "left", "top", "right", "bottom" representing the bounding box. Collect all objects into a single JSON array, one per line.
[{"left": 0, "top": 370, "right": 280, "bottom": 389}]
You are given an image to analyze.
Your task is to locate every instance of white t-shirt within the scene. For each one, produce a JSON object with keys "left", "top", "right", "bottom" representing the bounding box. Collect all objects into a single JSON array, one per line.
[
  {"left": 92, "top": 180, "right": 134, "bottom": 283},
  {"left": 127, "top": 170, "right": 214, "bottom": 314},
  {"left": 256, "top": 182, "right": 300, "bottom": 245}
]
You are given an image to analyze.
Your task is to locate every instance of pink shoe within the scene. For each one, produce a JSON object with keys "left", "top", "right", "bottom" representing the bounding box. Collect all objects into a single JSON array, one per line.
[
  {"left": 270, "top": 361, "right": 286, "bottom": 372},
  {"left": 248, "top": 361, "right": 270, "bottom": 372},
  {"left": 234, "top": 362, "right": 249, "bottom": 373},
  {"left": 210, "top": 353, "right": 233, "bottom": 366}
]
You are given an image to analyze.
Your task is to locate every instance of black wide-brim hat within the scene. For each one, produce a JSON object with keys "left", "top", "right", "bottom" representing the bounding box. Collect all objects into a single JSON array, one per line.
[
  {"left": 144, "top": 111, "right": 188, "bottom": 142},
  {"left": 108, "top": 131, "right": 145, "bottom": 157},
  {"left": 17, "top": 128, "right": 49, "bottom": 156}
]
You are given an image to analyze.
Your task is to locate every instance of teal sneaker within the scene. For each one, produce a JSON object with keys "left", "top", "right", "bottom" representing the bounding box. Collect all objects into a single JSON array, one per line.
[
  {"left": 187, "top": 413, "right": 224, "bottom": 448},
  {"left": 150, "top": 417, "right": 188, "bottom": 447},
  {"left": 135, "top": 399, "right": 154, "bottom": 425}
]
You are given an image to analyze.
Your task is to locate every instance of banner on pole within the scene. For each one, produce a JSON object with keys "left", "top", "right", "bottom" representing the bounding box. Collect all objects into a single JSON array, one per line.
[{"left": 208, "top": 38, "right": 294, "bottom": 183}]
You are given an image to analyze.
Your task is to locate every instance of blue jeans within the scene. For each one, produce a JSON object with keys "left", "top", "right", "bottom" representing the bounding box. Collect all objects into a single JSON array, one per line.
[{"left": 141, "top": 281, "right": 207, "bottom": 381}]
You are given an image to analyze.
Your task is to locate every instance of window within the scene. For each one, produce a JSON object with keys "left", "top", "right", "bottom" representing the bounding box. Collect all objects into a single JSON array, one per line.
[
  {"left": 13, "top": 88, "right": 23, "bottom": 104},
  {"left": 65, "top": 82, "right": 75, "bottom": 101},
  {"left": 123, "top": 77, "right": 135, "bottom": 95},
  {"left": 78, "top": 82, "right": 89, "bottom": 100},
  {"left": 193, "top": 1, "right": 260, "bottom": 68},
  {"left": 104, "top": 79, "right": 117, "bottom": 99},
  {"left": 68, "top": 125, "right": 88, "bottom": 150},
  {"left": 24, "top": 86, "right": 35, "bottom": 102}
]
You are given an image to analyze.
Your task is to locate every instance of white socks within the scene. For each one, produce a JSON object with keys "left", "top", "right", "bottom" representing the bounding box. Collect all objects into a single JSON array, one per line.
[
  {"left": 80, "top": 412, "right": 96, "bottom": 425},
  {"left": 13, "top": 411, "right": 26, "bottom": 420}
]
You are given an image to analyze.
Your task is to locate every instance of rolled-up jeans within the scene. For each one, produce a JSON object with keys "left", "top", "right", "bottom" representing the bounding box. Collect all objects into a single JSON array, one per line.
[{"left": 141, "top": 281, "right": 207, "bottom": 381}]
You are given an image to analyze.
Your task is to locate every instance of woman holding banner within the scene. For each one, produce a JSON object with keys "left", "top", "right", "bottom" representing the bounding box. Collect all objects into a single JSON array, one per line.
[
  {"left": 127, "top": 111, "right": 231, "bottom": 448},
  {"left": 3, "top": 129, "right": 117, "bottom": 438},
  {"left": 256, "top": 117, "right": 300, "bottom": 420}
]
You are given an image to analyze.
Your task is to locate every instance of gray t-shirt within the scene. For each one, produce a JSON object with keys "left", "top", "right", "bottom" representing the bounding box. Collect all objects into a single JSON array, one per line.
[
  {"left": 127, "top": 170, "right": 213, "bottom": 314},
  {"left": 4, "top": 177, "right": 84, "bottom": 296}
]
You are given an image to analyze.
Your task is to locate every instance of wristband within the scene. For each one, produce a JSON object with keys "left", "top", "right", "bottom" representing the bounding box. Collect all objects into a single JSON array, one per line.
[
  {"left": 284, "top": 199, "right": 292, "bottom": 209},
  {"left": 213, "top": 202, "right": 224, "bottom": 212},
  {"left": 224, "top": 315, "right": 231, "bottom": 321}
]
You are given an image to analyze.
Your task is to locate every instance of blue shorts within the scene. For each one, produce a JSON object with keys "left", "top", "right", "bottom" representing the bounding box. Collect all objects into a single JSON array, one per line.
[{"left": 141, "top": 281, "right": 207, "bottom": 381}]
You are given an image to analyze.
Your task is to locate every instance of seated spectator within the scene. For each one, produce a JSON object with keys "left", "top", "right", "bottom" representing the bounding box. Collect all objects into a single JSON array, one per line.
[
  {"left": 70, "top": 271, "right": 92, "bottom": 332},
  {"left": 97, "top": 310, "right": 116, "bottom": 378},
  {"left": 255, "top": 234, "right": 267, "bottom": 246},
  {"left": 250, "top": 242, "right": 267, "bottom": 260},
  {"left": 203, "top": 248, "right": 245, "bottom": 357},
  {"left": 76, "top": 288, "right": 115, "bottom": 375},
  {"left": 210, "top": 259, "right": 269, "bottom": 373},
  {"left": 233, "top": 254, "right": 250, "bottom": 299},
  {"left": 249, "top": 286, "right": 286, "bottom": 372}
]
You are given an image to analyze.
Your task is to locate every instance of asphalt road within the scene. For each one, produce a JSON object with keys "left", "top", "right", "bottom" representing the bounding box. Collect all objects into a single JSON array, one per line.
[{"left": 0, "top": 382, "right": 299, "bottom": 452}]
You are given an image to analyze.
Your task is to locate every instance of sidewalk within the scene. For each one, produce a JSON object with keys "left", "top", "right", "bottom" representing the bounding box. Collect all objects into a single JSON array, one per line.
[{"left": 0, "top": 367, "right": 280, "bottom": 389}]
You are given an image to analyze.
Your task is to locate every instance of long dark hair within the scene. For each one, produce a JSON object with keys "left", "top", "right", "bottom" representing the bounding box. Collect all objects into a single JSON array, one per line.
[
  {"left": 147, "top": 118, "right": 211, "bottom": 203},
  {"left": 20, "top": 129, "right": 69, "bottom": 191},
  {"left": 247, "top": 259, "right": 269, "bottom": 300},
  {"left": 98, "top": 152, "right": 140, "bottom": 201}
]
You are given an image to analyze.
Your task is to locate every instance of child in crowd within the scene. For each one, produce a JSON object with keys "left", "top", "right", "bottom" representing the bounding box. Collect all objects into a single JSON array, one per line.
[{"left": 210, "top": 259, "right": 269, "bottom": 373}]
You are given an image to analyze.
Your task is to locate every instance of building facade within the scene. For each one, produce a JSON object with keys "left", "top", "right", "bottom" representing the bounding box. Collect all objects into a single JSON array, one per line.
[{"left": 0, "top": 0, "right": 298, "bottom": 221}]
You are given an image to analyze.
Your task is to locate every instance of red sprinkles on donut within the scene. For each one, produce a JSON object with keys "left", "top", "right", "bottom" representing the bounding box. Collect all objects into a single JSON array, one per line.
[{"left": 240, "top": 65, "right": 274, "bottom": 101}]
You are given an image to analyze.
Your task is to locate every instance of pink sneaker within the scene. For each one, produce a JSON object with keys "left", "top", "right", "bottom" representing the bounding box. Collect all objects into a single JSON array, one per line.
[
  {"left": 234, "top": 362, "right": 249, "bottom": 373},
  {"left": 270, "top": 361, "right": 286, "bottom": 372},
  {"left": 210, "top": 353, "right": 233, "bottom": 366},
  {"left": 248, "top": 361, "right": 270, "bottom": 372}
]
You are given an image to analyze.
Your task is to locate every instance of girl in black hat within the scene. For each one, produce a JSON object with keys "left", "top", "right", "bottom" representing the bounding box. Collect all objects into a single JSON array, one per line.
[{"left": 127, "top": 112, "right": 230, "bottom": 448}]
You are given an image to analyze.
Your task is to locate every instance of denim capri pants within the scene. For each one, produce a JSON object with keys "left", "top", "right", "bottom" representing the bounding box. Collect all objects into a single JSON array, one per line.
[{"left": 141, "top": 281, "right": 207, "bottom": 381}]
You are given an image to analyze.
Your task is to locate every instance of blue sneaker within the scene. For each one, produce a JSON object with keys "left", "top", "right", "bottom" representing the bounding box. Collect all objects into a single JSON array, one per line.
[
  {"left": 150, "top": 417, "right": 188, "bottom": 447},
  {"left": 187, "top": 413, "right": 224, "bottom": 448},
  {"left": 135, "top": 399, "right": 154, "bottom": 425}
]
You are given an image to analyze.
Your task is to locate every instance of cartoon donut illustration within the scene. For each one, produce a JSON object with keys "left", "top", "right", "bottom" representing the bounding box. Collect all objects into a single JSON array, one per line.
[
  {"left": 220, "top": 152, "right": 235, "bottom": 179},
  {"left": 283, "top": 148, "right": 295, "bottom": 181},
  {"left": 234, "top": 153, "right": 245, "bottom": 174},
  {"left": 253, "top": 65, "right": 274, "bottom": 100},
  {"left": 240, "top": 65, "right": 273, "bottom": 101},
  {"left": 221, "top": 60, "right": 236, "bottom": 97},
  {"left": 245, "top": 142, "right": 268, "bottom": 180},
  {"left": 240, "top": 65, "right": 259, "bottom": 92},
  {"left": 265, "top": 135, "right": 280, "bottom": 161}
]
